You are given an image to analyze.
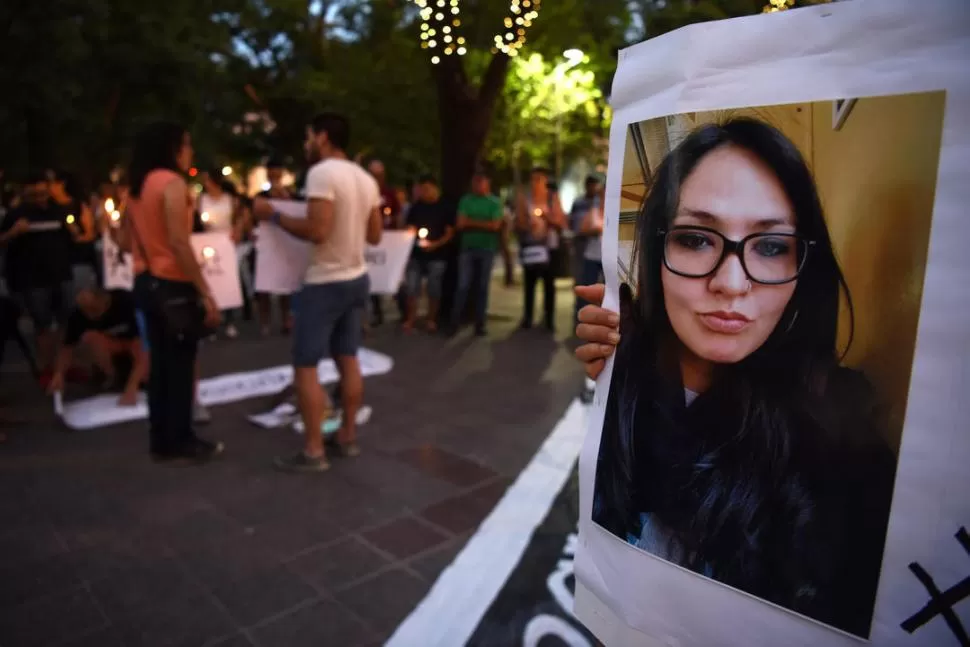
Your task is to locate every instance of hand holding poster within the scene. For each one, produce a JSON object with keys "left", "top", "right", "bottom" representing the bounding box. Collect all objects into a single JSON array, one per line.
[
  {"left": 254, "top": 199, "right": 415, "bottom": 295},
  {"left": 575, "top": 1, "right": 970, "bottom": 646}
]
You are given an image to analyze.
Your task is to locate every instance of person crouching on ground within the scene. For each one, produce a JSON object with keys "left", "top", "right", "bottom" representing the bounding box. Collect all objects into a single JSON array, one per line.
[
  {"left": 48, "top": 288, "right": 147, "bottom": 406},
  {"left": 253, "top": 112, "right": 382, "bottom": 472}
]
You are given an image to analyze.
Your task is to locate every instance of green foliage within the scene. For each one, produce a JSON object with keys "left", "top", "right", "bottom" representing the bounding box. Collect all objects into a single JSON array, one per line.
[{"left": 485, "top": 51, "right": 609, "bottom": 183}]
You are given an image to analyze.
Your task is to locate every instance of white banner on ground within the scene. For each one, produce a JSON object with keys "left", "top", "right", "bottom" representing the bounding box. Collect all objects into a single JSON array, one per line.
[
  {"left": 102, "top": 232, "right": 134, "bottom": 290},
  {"left": 254, "top": 199, "right": 415, "bottom": 295},
  {"left": 576, "top": 2, "right": 970, "bottom": 646},
  {"left": 59, "top": 348, "right": 394, "bottom": 430},
  {"left": 190, "top": 231, "right": 243, "bottom": 310}
]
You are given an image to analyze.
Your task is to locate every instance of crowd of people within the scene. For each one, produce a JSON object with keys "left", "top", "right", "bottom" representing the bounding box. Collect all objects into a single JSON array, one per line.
[{"left": 0, "top": 111, "right": 605, "bottom": 461}]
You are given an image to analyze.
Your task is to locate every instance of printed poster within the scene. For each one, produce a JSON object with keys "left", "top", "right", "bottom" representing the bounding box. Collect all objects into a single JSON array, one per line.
[
  {"left": 575, "top": 1, "right": 970, "bottom": 646},
  {"left": 189, "top": 231, "right": 243, "bottom": 310}
]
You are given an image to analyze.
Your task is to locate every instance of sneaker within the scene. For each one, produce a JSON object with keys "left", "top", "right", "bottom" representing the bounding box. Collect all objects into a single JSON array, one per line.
[
  {"left": 274, "top": 451, "right": 331, "bottom": 473},
  {"left": 152, "top": 438, "right": 225, "bottom": 466},
  {"left": 225, "top": 324, "right": 239, "bottom": 339},
  {"left": 193, "top": 401, "right": 211, "bottom": 425}
]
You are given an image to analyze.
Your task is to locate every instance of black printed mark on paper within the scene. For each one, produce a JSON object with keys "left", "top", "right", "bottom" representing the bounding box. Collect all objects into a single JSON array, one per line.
[{"left": 901, "top": 526, "right": 970, "bottom": 646}]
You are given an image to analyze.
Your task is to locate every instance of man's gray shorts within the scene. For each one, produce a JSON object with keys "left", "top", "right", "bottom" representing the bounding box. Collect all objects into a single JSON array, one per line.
[{"left": 292, "top": 274, "right": 369, "bottom": 368}]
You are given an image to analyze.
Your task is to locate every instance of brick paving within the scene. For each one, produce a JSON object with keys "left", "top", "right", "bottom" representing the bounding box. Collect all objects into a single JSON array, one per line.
[{"left": 0, "top": 277, "right": 584, "bottom": 647}]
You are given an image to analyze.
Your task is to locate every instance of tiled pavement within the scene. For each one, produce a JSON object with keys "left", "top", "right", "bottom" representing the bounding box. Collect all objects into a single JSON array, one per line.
[{"left": 0, "top": 277, "right": 584, "bottom": 647}]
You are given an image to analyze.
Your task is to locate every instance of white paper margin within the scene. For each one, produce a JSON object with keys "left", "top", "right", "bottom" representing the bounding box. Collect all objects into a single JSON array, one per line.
[{"left": 575, "top": 1, "right": 970, "bottom": 646}]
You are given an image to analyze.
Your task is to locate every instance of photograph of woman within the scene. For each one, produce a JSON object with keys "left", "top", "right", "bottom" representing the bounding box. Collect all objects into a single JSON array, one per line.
[{"left": 574, "top": 116, "right": 911, "bottom": 638}]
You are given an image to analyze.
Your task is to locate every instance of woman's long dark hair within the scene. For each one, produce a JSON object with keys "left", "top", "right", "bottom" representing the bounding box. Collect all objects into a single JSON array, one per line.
[
  {"left": 596, "top": 118, "right": 894, "bottom": 636},
  {"left": 128, "top": 121, "right": 186, "bottom": 199}
]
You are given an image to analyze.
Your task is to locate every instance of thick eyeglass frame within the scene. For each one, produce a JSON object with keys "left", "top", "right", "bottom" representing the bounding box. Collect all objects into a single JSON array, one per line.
[{"left": 658, "top": 225, "right": 815, "bottom": 285}]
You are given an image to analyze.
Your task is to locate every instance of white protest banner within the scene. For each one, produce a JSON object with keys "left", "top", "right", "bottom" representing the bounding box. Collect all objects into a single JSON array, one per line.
[
  {"left": 254, "top": 199, "right": 415, "bottom": 295},
  {"left": 59, "top": 348, "right": 394, "bottom": 430},
  {"left": 367, "top": 230, "right": 414, "bottom": 295},
  {"left": 190, "top": 231, "right": 243, "bottom": 310},
  {"left": 575, "top": 2, "right": 970, "bottom": 646},
  {"left": 102, "top": 231, "right": 134, "bottom": 291},
  {"left": 254, "top": 199, "right": 312, "bottom": 294}
]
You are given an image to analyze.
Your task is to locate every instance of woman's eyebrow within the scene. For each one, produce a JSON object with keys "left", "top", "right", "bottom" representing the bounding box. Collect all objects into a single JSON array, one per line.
[{"left": 677, "top": 208, "right": 791, "bottom": 229}]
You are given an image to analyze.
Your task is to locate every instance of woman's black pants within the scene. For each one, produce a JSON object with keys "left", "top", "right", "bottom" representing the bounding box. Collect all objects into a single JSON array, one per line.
[
  {"left": 522, "top": 263, "right": 555, "bottom": 329},
  {"left": 133, "top": 273, "right": 199, "bottom": 456}
]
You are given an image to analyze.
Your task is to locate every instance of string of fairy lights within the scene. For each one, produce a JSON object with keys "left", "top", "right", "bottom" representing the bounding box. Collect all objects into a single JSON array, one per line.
[{"left": 412, "top": 0, "right": 540, "bottom": 64}]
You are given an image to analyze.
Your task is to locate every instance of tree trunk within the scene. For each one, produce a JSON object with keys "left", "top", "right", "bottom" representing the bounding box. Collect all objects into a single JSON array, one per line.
[{"left": 433, "top": 52, "right": 512, "bottom": 202}]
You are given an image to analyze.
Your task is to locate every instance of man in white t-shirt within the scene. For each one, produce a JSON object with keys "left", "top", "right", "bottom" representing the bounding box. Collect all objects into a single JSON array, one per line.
[{"left": 253, "top": 112, "right": 383, "bottom": 473}]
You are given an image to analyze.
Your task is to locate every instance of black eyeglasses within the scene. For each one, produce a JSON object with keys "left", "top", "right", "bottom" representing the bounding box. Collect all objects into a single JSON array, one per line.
[{"left": 659, "top": 225, "right": 814, "bottom": 285}]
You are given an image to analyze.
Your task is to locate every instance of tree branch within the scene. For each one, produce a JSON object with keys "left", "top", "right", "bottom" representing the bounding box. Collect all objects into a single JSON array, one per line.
[{"left": 478, "top": 50, "right": 511, "bottom": 105}]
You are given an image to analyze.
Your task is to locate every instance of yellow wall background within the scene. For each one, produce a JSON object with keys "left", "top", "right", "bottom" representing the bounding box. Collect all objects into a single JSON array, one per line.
[{"left": 617, "top": 92, "right": 946, "bottom": 450}]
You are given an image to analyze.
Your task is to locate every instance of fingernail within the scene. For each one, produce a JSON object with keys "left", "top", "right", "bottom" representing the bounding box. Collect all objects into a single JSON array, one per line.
[
  {"left": 608, "top": 313, "right": 619, "bottom": 326},
  {"left": 601, "top": 344, "right": 615, "bottom": 355},
  {"left": 608, "top": 332, "right": 620, "bottom": 344}
]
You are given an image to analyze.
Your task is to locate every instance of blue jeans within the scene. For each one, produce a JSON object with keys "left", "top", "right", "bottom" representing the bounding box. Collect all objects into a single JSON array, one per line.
[
  {"left": 291, "top": 274, "right": 369, "bottom": 367},
  {"left": 451, "top": 249, "right": 495, "bottom": 330}
]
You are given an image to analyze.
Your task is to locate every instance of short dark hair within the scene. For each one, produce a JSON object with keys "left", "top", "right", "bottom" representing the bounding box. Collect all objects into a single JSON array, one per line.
[
  {"left": 265, "top": 155, "right": 286, "bottom": 170},
  {"left": 128, "top": 121, "right": 187, "bottom": 199},
  {"left": 531, "top": 166, "right": 552, "bottom": 177},
  {"left": 310, "top": 112, "right": 350, "bottom": 151},
  {"left": 24, "top": 171, "right": 49, "bottom": 187},
  {"left": 585, "top": 174, "right": 602, "bottom": 186},
  {"left": 417, "top": 173, "right": 437, "bottom": 185}
]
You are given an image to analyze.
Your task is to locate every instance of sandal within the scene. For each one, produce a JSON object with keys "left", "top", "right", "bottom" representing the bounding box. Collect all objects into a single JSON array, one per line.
[
  {"left": 274, "top": 451, "right": 331, "bottom": 473},
  {"left": 331, "top": 442, "right": 361, "bottom": 458}
]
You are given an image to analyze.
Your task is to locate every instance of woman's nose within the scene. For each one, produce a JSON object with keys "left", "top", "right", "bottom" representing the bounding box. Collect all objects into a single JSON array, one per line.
[{"left": 708, "top": 253, "right": 750, "bottom": 296}]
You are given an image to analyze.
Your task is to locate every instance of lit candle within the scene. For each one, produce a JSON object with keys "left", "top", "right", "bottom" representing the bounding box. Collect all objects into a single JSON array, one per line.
[
  {"left": 533, "top": 208, "right": 543, "bottom": 218},
  {"left": 105, "top": 198, "right": 115, "bottom": 213},
  {"left": 110, "top": 210, "right": 121, "bottom": 223},
  {"left": 418, "top": 227, "right": 429, "bottom": 239},
  {"left": 66, "top": 214, "right": 76, "bottom": 225},
  {"left": 200, "top": 211, "right": 210, "bottom": 223},
  {"left": 221, "top": 166, "right": 232, "bottom": 177},
  {"left": 202, "top": 246, "right": 215, "bottom": 260}
]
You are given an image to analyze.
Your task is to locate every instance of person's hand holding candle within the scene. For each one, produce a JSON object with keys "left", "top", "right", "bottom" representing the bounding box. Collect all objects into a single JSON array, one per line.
[{"left": 417, "top": 226, "right": 431, "bottom": 249}]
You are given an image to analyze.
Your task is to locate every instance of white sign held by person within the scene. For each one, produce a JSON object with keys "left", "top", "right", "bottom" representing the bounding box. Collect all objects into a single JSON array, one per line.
[
  {"left": 255, "top": 199, "right": 415, "bottom": 295},
  {"left": 190, "top": 231, "right": 243, "bottom": 310},
  {"left": 254, "top": 200, "right": 313, "bottom": 294},
  {"left": 366, "top": 230, "right": 415, "bottom": 295},
  {"left": 576, "top": 2, "right": 970, "bottom": 647},
  {"left": 102, "top": 231, "right": 134, "bottom": 291}
]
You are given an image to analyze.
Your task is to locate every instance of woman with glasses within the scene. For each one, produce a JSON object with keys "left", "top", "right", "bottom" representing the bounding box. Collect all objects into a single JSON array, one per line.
[{"left": 574, "top": 118, "right": 894, "bottom": 637}]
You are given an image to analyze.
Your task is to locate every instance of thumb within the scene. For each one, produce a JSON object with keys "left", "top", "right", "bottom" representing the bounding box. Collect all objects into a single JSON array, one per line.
[{"left": 574, "top": 283, "right": 605, "bottom": 306}]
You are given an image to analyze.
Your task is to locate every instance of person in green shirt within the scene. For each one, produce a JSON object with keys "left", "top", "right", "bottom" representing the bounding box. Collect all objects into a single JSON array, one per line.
[{"left": 449, "top": 170, "right": 504, "bottom": 336}]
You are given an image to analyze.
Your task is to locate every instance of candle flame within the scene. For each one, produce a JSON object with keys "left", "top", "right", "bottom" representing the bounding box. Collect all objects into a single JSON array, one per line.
[
  {"left": 200, "top": 211, "right": 210, "bottom": 223},
  {"left": 105, "top": 198, "right": 115, "bottom": 213},
  {"left": 202, "top": 246, "right": 216, "bottom": 259},
  {"left": 418, "top": 227, "right": 429, "bottom": 239},
  {"left": 110, "top": 210, "right": 121, "bottom": 222},
  {"left": 66, "top": 214, "right": 76, "bottom": 225}
]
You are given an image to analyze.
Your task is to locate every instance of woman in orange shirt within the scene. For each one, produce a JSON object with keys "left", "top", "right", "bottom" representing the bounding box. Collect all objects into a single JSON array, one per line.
[{"left": 127, "top": 122, "right": 222, "bottom": 464}]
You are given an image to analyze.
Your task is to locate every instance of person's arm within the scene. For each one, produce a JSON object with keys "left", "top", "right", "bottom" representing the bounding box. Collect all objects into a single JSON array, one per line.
[
  {"left": 366, "top": 206, "right": 383, "bottom": 245},
  {"left": 428, "top": 225, "right": 455, "bottom": 250},
  {"left": 514, "top": 193, "right": 531, "bottom": 231},
  {"left": 161, "top": 178, "right": 214, "bottom": 301},
  {"left": 77, "top": 203, "right": 96, "bottom": 243},
  {"left": 265, "top": 197, "right": 332, "bottom": 243},
  {"left": 549, "top": 194, "right": 566, "bottom": 230},
  {"left": 49, "top": 311, "right": 82, "bottom": 393},
  {"left": 48, "top": 345, "right": 75, "bottom": 393},
  {"left": 580, "top": 206, "right": 604, "bottom": 236},
  {"left": 0, "top": 218, "right": 29, "bottom": 246},
  {"left": 121, "top": 341, "right": 148, "bottom": 401}
]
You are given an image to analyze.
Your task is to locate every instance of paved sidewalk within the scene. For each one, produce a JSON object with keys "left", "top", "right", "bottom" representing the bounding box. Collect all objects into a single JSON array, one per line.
[{"left": 0, "top": 278, "right": 584, "bottom": 647}]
